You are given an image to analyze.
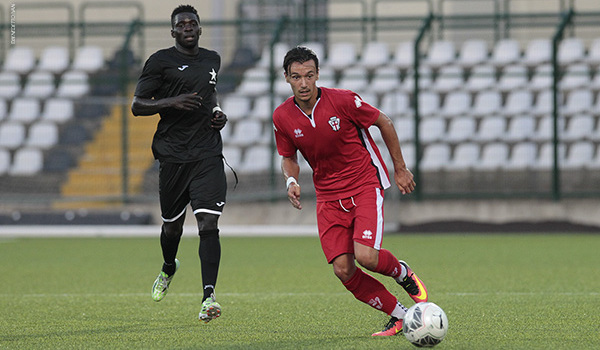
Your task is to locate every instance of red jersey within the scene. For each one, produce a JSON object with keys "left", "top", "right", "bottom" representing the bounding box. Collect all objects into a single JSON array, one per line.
[{"left": 273, "top": 87, "right": 391, "bottom": 201}]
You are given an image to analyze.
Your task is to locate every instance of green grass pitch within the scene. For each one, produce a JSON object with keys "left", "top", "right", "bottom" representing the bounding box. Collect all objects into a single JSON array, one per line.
[{"left": 1, "top": 233, "right": 599, "bottom": 349}]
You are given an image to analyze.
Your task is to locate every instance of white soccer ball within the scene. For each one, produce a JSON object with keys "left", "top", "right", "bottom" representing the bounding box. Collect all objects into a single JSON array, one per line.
[{"left": 403, "top": 302, "right": 448, "bottom": 347}]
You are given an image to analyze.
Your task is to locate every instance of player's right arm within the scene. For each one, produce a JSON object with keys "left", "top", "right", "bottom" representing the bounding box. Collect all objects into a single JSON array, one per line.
[
  {"left": 281, "top": 154, "right": 302, "bottom": 210},
  {"left": 131, "top": 93, "right": 204, "bottom": 116}
]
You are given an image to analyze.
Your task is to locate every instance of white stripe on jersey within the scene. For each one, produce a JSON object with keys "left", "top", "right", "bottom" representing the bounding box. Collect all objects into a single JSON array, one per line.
[{"left": 360, "top": 128, "right": 391, "bottom": 190}]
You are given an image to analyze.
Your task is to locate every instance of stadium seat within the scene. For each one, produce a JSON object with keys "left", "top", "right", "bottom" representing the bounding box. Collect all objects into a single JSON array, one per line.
[
  {"left": 0, "top": 122, "right": 26, "bottom": 150},
  {"left": 505, "top": 115, "right": 536, "bottom": 142},
  {"left": 418, "top": 118, "right": 446, "bottom": 143},
  {"left": 400, "top": 66, "right": 433, "bottom": 92},
  {"left": 392, "top": 41, "right": 414, "bottom": 70},
  {"left": 357, "top": 91, "right": 378, "bottom": 106},
  {"left": 380, "top": 91, "right": 411, "bottom": 117},
  {"left": 370, "top": 65, "right": 401, "bottom": 95},
  {"left": 589, "top": 70, "right": 600, "bottom": 92},
  {"left": 457, "top": 39, "right": 488, "bottom": 68},
  {"left": 432, "top": 65, "right": 464, "bottom": 93},
  {"left": 8, "top": 98, "right": 40, "bottom": 123},
  {"left": 562, "top": 114, "right": 595, "bottom": 141},
  {"left": 235, "top": 67, "right": 270, "bottom": 97},
  {"left": 400, "top": 142, "right": 416, "bottom": 169},
  {"left": 420, "top": 143, "right": 451, "bottom": 171},
  {"left": 528, "top": 64, "right": 553, "bottom": 92},
  {"left": 439, "top": 90, "right": 471, "bottom": 118},
  {"left": 446, "top": 142, "right": 479, "bottom": 171},
  {"left": 56, "top": 70, "right": 89, "bottom": 98},
  {"left": 25, "top": 122, "right": 59, "bottom": 149},
  {"left": 424, "top": 40, "right": 456, "bottom": 68},
  {"left": 523, "top": 39, "right": 551, "bottom": 67},
  {"left": 490, "top": 39, "right": 520, "bottom": 67},
  {"left": 3, "top": 46, "right": 35, "bottom": 74},
  {"left": 417, "top": 91, "right": 440, "bottom": 118},
  {"left": 475, "top": 115, "right": 506, "bottom": 142},
  {"left": 505, "top": 142, "right": 538, "bottom": 170},
  {"left": 560, "top": 63, "right": 591, "bottom": 91},
  {"left": 587, "top": 145, "right": 600, "bottom": 169},
  {"left": 40, "top": 98, "right": 74, "bottom": 124},
  {"left": 0, "top": 99, "right": 7, "bottom": 121},
  {"left": 325, "top": 42, "right": 357, "bottom": 71},
  {"left": 22, "top": 71, "right": 55, "bottom": 98},
  {"left": 533, "top": 142, "right": 565, "bottom": 170},
  {"left": 239, "top": 145, "right": 272, "bottom": 173},
  {"left": 497, "top": 64, "right": 528, "bottom": 92},
  {"left": 228, "top": 119, "right": 266, "bottom": 146},
  {"left": 257, "top": 42, "right": 289, "bottom": 69},
  {"left": 0, "top": 148, "right": 10, "bottom": 175},
  {"left": 471, "top": 90, "right": 502, "bottom": 117},
  {"left": 563, "top": 141, "right": 594, "bottom": 169},
  {"left": 502, "top": 90, "right": 533, "bottom": 118},
  {"left": 0, "top": 71, "right": 21, "bottom": 99},
  {"left": 464, "top": 64, "right": 496, "bottom": 92},
  {"left": 558, "top": 37, "right": 585, "bottom": 65},
  {"left": 532, "top": 116, "right": 565, "bottom": 142},
  {"left": 476, "top": 142, "right": 510, "bottom": 171},
  {"left": 71, "top": 45, "right": 104, "bottom": 73},
  {"left": 221, "top": 94, "right": 251, "bottom": 121},
  {"left": 446, "top": 116, "right": 476, "bottom": 143},
  {"left": 249, "top": 95, "right": 281, "bottom": 121},
  {"left": 222, "top": 146, "right": 242, "bottom": 169},
  {"left": 315, "top": 66, "right": 336, "bottom": 88},
  {"left": 586, "top": 38, "right": 600, "bottom": 66},
  {"left": 338, "top": 66, "right": 369, "bottom": 92},
  {"left": 300, "top": 42, "right": 325, "bottom": 62},
  {"left": 358, "top": 41, "right": 390, "bottom": 70},
  {"left": 394, "top": 116, "right": 415, "bottom": 143},
  {"left": 561, "top": 89, "right": 593, "bottom": 116},
  {"left": 37, "top": 46, "right": 70, "bottom": 73},
  {"left": 9, "top": 147, "right": 44, "bottom": 175},
  {"left": 531, "top": 89, "right": 557, "bottom": 117}
]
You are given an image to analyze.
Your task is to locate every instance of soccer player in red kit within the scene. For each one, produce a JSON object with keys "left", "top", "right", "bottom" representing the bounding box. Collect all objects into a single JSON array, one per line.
[{"left": 272, "top": 46, "right": 428, "bottom": 336}]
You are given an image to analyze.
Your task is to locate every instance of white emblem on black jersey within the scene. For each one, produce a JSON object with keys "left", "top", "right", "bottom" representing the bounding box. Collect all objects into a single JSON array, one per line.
[{"left": 209, "top": 68, "right": 217, "bottom": 84}]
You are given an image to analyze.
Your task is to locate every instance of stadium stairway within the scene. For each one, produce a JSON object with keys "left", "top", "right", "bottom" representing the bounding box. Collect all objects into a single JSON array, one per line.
[{"left": 54, "top": 103, "right": 157, "bottom": 209}]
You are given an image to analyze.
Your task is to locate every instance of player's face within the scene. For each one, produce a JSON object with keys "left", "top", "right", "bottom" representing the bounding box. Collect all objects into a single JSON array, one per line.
[
  {"left": 171, "top": 12, "right": 201, "bottom": 50},
  {"left": 285, "top": 60, "right": 319, "bottom": 104}
]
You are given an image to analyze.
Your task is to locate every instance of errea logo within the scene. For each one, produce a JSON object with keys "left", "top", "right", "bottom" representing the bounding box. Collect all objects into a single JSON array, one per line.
[
  {"left": 354, "top": 95, "right": 363, "bottom": 108},
  {"left": 294, "top": 128, "right": 304, "bottom": 138},
  {"left": 362, "top": 230, "right": 373, "bottom": 239}
]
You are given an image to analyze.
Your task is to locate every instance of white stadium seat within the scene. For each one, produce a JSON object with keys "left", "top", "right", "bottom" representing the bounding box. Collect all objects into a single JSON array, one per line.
[
  {"left": 394, "top": 116, "right": 415, "bottom": 143},
  {"left": 0, "top": 71, "right": 22, "bottom": 99},
  {"left": 446, "top": 142, "right": 479, "bottom": 171},
  {"left": 439, "top": 90, "right": 471, "bottom": 118},
  {"left": 9, "top": 147, "right": 44, "bottom": 175},
  {"left": 425, "top": 40, "right": 456, "bottom": 68},
  {"left": 497, "top": 64, "right": 528, "bottom": 92},
  {"left": 3, "top": 46, "right": 35, "bottom": 74},
  {"left": 505, "top": 115, "right": 536, "bottom": 142},
  {"left": 0, "top": 148, "right": 10, "bottom": 175},
  {"left": 325, "top": 42, "right": 357, "bottom": 71},
  {"left": 561, "top": 89, "right": 593, "bottom": 116},
  {"left": 22, "top": 71, "right": 55, "bottom": 98},
  {"left": 558, "top": 37, "right": 585, "bottom": 65},
  {"left": 40, "top": 98, "right": 74, "bottom": 124},
  {"left": 416, "top": 91, "right": 440, "bottom": 118},
  {"left": 38, "top": 46, "right": 70, "bottom": 73},
  {"left": 0, "top": 122, "right": 25, "bottom": 150},
  {"left": 420, "top": 143, "right": 451, "bottom": 171},
  {"left": 25, "top": 122, "right": 59, "bottom": 149},
  {"left": 235, "top": 67, "right": 270, "bottom": 97},
  {"left": 358, "top": 41, "right": 390, "bottom": 70},
  {"left": 502, "top": 90, "right": 533, "bottom": 117},
  {"left": 562, "top": 114, "right": 595, "bottom": 141},
  {"left": 523, "top": 39, "right": 551, "bottom": 67},
  {"left": 8, "top": 98, "right": 40, "bottom": 123},
  {"left": 222, "top": 146, "right": 242, "bottom": 169},
  {"left": 529, "top": 64, "right": 553, "bottom": 92},
  {"left": 72, "top": 45, "right": 104, "bottom": 73},
  {"left": 586, "top": 38, "right": 600, "bottom": 66},
  {"left": 532, "top": 116, "right": 565, "bottom": 142},
  {"left": 400, "top": 66, "right": 433, "bottom": 92},
  {"left": 476, "top": 116, "right": 506, "bottom": 142},
  {"left": 418, "top": 118, "right": 446, "bottom": 143},
  {"left": 370, "top": 65, "right": 401, "bottom": 95},
  {"left": 228, "top": 119, "right": 266, "bottom": 146},
  {"left": 380, "top": 91, "right": 411, "bottom": 117},
  {"left": 221, "top": 94, "right": 251, "bottom": 121},
  {"left": 477, "top": 142, "right": 510, "bottom": 171},
  {"left": 432, "top": 65, "right": 464, "bottom": 93},
  {"left": 239, "top": 145, "right": 272, "bottom": 173},
  {"left": 300, "top": 42, "right": 325, "bottom": 62},
  {"left": 257, "top": 42, "right": 289, "bottom": 69},
  {"left": 471, "top": 90, "right": 502, "bottom": 117},
  {"left": 533, "top": 143, "right": 566, "bottom": 170},
  {"left": 490, "top": 39, "right": 521, "bottom": 67},
  {"left": 338, "top": 66, "right": 369, "bottom": 92},
  {"left": 505, "top": 142, "right": 538, "bottom": 170},
  {"left": 563, "top": 141, "right": 594, "bottom": 169},
  {"left": 56, "top": 70, "right": 89, "bottom": 98},
  {"left": 446, "top": 116, "right": 476, "bottom": 143},
  {"left": 465, "top": 64, "right": 496, "bottom": 92},
  {"left": 392, "top": 41, "right": 414, "bottom": 70},
  {"left": 457, "top": 39, "right": 488, "bottom": 68},
  {"left": 560, "top": 63, "right": 591, "bottom": 91}
]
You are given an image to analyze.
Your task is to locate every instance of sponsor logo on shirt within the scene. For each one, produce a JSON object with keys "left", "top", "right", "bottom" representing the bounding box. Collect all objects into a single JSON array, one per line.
[
  {"left": 294, "top": 128, "right": 304, "bottom": 138},
  {"left": 178, "top": 65, "right": 189, "bottom": 71},
  {"left": 329, "top": 116, "right": 341, "bottom": 131}
]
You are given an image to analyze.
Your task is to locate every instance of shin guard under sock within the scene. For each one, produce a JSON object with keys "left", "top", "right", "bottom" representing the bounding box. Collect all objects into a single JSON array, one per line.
[
  {"left": 199, "top": 229, "right": 221, "bottom": 300},
  {"left": 342, "top": 267, "right": 398, "bottom": 315},
  {"left": 374, "top": 249, "right": 402, "bottom": 279},
  {"left": 160, "top": 227, "right": 181, "bottom": 276}
]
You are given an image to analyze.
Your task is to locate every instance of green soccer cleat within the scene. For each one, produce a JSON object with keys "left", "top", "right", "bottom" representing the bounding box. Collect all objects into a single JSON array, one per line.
[
  {"left": 199, "top": 293, "right": 221, "bottom": 323},
  {"left": 151, "top": 259, "right": 180, "bottom": 302}
]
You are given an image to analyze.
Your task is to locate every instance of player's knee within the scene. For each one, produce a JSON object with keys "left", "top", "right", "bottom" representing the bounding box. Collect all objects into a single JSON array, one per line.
[
  {"left": 355, "top": 252, "right": 378, "bottom": 271},
  {"left": 162, "top": 220, "right": 183, "bottom": 239},
  {"left": 333, "top": 263, "right": 356, "bottom": 283},
  {"left": 195, "top": 212, "right": 219, "bottom": 232}
]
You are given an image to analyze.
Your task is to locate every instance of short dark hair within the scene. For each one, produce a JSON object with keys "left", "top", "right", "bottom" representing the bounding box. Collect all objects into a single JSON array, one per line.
[
  {"left": 171, "top": 4, "right": 199, "bottom": 28},
  {"left": 283, "top": 46, "right": 319, "bottom": 74}
]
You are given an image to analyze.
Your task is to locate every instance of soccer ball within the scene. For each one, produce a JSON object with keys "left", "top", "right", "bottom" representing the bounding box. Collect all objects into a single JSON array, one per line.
[{"left": 403, "top": 302, "right": 448, "bottom": 347}]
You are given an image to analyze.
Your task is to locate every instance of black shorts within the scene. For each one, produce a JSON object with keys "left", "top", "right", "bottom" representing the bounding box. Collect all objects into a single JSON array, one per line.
[{"left": 158, "top": 156, "right": 227, "bottom": 222}]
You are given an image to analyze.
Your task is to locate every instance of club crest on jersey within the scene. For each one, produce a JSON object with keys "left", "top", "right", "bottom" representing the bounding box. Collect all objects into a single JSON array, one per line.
[
  {"left": 294, "top": 128, "right": 304, "bottom": 138},
  {"left": 329, "top": 116, "right": 341, "bottom": 131},
  {"left": 209, "top": 68, "right": 217, "bottom": 84}
]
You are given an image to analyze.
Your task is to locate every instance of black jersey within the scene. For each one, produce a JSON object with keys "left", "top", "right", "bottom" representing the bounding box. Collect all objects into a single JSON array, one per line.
[{"left": 134, "top": 46, "right": 222, "bottom": 162}]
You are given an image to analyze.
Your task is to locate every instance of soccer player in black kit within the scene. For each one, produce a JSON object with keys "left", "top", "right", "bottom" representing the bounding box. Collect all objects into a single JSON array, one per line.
[{"left": 131, "top": 4, "right": 227, "bottom": 323}]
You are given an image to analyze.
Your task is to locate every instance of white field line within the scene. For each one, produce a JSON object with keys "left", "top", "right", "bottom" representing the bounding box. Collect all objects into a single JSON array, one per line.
[{"left": 0, "top": 225, "right": 319, "bottom": 238}]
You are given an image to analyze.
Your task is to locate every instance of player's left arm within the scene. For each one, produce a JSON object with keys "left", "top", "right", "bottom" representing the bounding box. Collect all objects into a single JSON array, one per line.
[
  {"left": 209, "top": 89, "right": 227, "bottom": 130},
  {"left": 373, "top": 112, "right": 415, "bottom": 195}
]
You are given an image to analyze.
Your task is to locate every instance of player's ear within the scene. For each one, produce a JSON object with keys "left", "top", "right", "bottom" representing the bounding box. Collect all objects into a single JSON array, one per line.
[
  {"left": 199, "top": 27, "right": 203, "bottom": 36},
  {"left": 284, "top": 72, "right": 290, "bottom": 83},
  {"left": 171, "top": 29, "right": 176, "bottom": 38}
]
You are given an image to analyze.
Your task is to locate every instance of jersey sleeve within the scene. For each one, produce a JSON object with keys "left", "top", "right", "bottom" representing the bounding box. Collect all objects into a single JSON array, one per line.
[
  {"left": 134, "top": 53, "right": 163, "bottom": 98},
  {"left": 342, "top": 91, "right": 381, "bottom": 129},
  {"left": 272, "top": 110, "right": 297, "bottom": 157}
]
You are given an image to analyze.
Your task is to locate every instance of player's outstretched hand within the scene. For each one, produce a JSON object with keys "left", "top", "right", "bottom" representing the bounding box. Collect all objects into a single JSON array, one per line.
[
  {"left": 170, "top": 92, "right": 204, "bottom": 111},
  {"left": 395, "top": 167, "right": 416, "bottom": 195},
  {"left": 211, "top": 111, "right": 228, "bottom": 130}
]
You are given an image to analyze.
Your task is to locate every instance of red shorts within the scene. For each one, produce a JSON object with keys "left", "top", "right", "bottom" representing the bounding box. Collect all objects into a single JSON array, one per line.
[{"left": 316, "top": 187, "right": 385, "bottom": 263}]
